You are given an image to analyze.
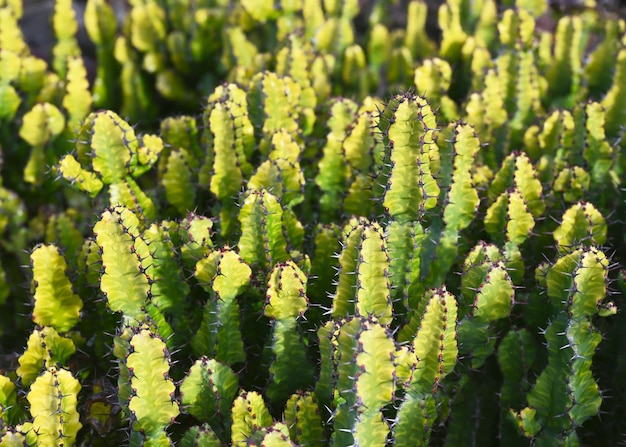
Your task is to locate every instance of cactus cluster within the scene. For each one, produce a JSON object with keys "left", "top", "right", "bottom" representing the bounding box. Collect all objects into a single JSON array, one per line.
[{"left": 1, "top": 0, "right": 626, "bottom": 445}]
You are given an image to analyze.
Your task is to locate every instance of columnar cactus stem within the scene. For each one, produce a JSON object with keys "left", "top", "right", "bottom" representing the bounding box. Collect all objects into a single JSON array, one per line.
[
  {"left": 192, "top": 248, "right": 251, "bottom": 365},
  {"left": 230, "top": 391, "right": 273, "bottom": 446},
  {"left": 27, "top": 367, "right": 82, "bottom": 447},
  {"left": 331, "top": 219, "right": 392, "bottom": 326},
  {"left": 94, "top": 207, "right": 150, "bottom": 320},
  {"left": 238, "top": 189, "right": 303, "bottom": 270},
  {"left": 30, "top": 244, "right": 82, "bottom": 333},
  {"left": 17, "top": 327, "right": 76, "bottom": 387},
  {"left": 379, "top": 93, "right": 439, "bottom": 222},
  {"left": 124, "top": 328, "right": 179, "bottom": 443},
  {"left": 263, "top": 261, "right": 314, "bottom": 405},
  {"left": 180, "top": 357, "right": 239, "bottom": 441},
  {"left": 284, "top": 392, "right": 325, "bottom": 447}
]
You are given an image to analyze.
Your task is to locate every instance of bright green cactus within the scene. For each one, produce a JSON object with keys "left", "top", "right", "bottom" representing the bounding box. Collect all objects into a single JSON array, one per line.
[
  {"left": 248, "top": 130, "right": 305, "bottom": 209},
  {"left": 20, "top": 102, "right": 66, "bottom": 185},
  {"left": 83, "top": 0, "right": 119, "bottom": 109},
  {"left": 44, "top": 211, "right": 84, "bottom": 269},
  {"left": 264, "top": 260, "right": 314, "bottom": 405},
  {"left": 199, "top": 82, "right": 254, "bottom": 235},
  {"left": 457, "top": 252, "right": 514, "bottom": 367},
  {"left": 0, "top": 48, "right": 22, "bottom": 121},
  {"left": 93, "top": 207, "right": 150, "bottom": 320},
  {"left": 553, "top": 201, "right": 607, "bottom": 253},
  {"left": 63, "top": 57, "right": 92, "bottom": 130},
  {"left": 394, "top": 288, "right": 458, "bottom": 446},
  {"left": 238, "top": 189, "right": 303, "bottom": 270},
  {"left": 124, "top": 328, "right": 179, "bottom": 443},
  {"left": 0, "top": 5, "right": 26, "bottom": 55},
  {"left": 180, "top": 424, "right": 222, "bottom": 447},
  {"left": 545, "top": 16, "right": 584, "bottom": 107},
  {"left": 17, "top": 327, "right": 75, "bottom": 387},
  {"left": 414, "top": 58, "right": 458, "bottom": 121},
  {"left": 51, "top": 0, "right": 81, "bottom": 79},
  {"left": 323, "top": 317, "right": 395, "bottom": 447},
  {"left": 1, "top": 0, "right": 626, "bottom": 445},
  {"left": 342, "top": 98, "right": 384, "bottom": 218},
  {"left": 315, "top": 97, "right": 358, "bottom": 219},
  {"left": 404, "top": 0, "right": 436, "bottom": 60},
  {"left": 176, "top": 213, "right": 214, "bottom": 268},
  {"left": 423, "top": 122, "right": 481, "bottom": 286},
  {"left": 0, "top": 375, "right": 19, "bottom": 427},
  {"left": 331, "top": 219, "right": 392, "bottom": 326},
  {"left": 379, "top": 92, "right": 439, "bottom": 222},
  {"left": 192, "top": 248, "right": 251, "bottom": 364},
  {"left": 59, "top": 110, "right": 162, "bottom": 219},
  {"left": 27, "top": 367, "right": 82, "bottom": 447},
  {"left": 230, "top": 390, "right": 273, "bottom": 446}
]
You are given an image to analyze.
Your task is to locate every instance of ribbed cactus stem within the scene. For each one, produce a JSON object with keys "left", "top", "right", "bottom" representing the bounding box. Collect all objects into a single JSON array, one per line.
[
  {"left": 379, "top": 93, "right": 439, "bottom": 222},
  {"left": 332, "top": 219, "right": 392, "bottom": 326}
]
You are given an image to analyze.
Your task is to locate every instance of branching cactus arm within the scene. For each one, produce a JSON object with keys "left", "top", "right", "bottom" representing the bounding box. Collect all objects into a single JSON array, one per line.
[
  {"left": 332, "top": 219, "right": 392, "bottom": 325},
  {"left": 331, "top": 317, "right": 395, "bottom": 447},
  {"left": 513, "top": 248, "right": 611, "bottom": 444},
  {"left": 63, "top": 57, "right": 92, "bottom": 130},
  {"left": 51, "top": 0, "right": 81, "bottom": 78},
  {"left": 84, "top": 0, "right": 119, "bottom": 109},
  {"left": 315, "top": 98, "right": 357, "bottom": 219},
  {"left": 20, "top": 102, "right": 65, "bottom": 185},
  {"left": 17, "top": 327, "right": 75, "bottom": 388},
  {"left": 553, "top": 202, "right": 607, "bottom": 253},
  {"left": 180, "top": 424, "right": 222, "bottom": 447},
  {"left": 238, "top": 190, "right": 296, "bottom": 270},
  {"left": 386, "top": 220, "right": 426, "bottom": 315}
]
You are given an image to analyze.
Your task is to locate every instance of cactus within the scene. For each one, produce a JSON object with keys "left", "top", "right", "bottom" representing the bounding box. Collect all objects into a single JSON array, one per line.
[
  {"left": 283, "top": 392, "right": 325, "bottom": 447},
  {"left": 30, "top": 245, "right": 82, "bottom": 333},
  {"left": 27, "top": 367, "right": 82, "bottom": 447},
  {"left": 331, "top": 219, "right": 392, "bottom": 326},
  {"left": 230, "top": 391, "right": 273, "bottom": 446},
  {"left": 124, "top": 328, "right": 179, "bottom": 443},
  {"left": 237, "top": 189, "right": 303, "bottom": 270},
  {"left": 20, "top": 103, "right": 66, "bottom": 185},
  {"left": 379, "top": 93, "right": 439, "bottom": 222},
  {"left": 59, "top": 111, "right": 162, "bottom": 219},
  {"left": 192, "top": 248, "right": 251, "bottom": 364},
  {"left": 512, "top": 247, "right": 611, "bottom": 444},
  {"left": 264, "top": 261, "right": 314, "bottom": 405},
  {"left": 180, "top": 357, "right": 238, "bottom": 441}
]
